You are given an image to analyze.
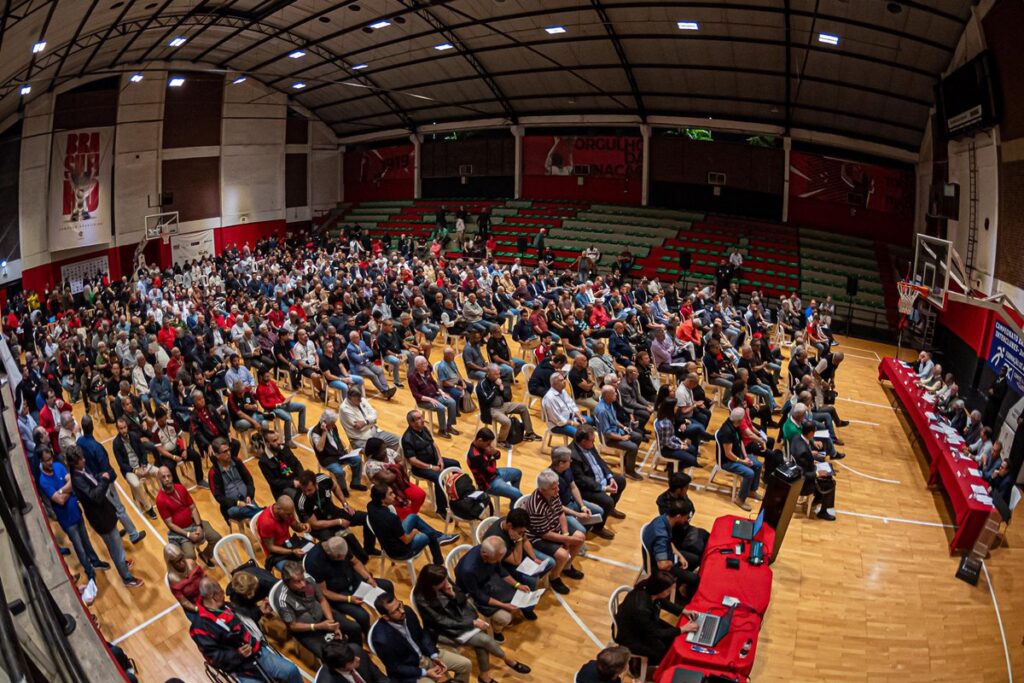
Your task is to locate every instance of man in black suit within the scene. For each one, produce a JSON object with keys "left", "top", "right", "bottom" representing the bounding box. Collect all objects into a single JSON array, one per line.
[
  {"left": 370, "top": 593, "right": 472, "bottom": 683},
  {"left": 791, "top": 420, "right": 837, "bottom": 521},
  {"left": 576, "top": 645, "right": 631, "bottom": 683},
  {"left": 316, "top": 640, "right": 389, "bottom": 683},
  {"left": 569, "top": 426, "right": 627, "bottom": 520}
]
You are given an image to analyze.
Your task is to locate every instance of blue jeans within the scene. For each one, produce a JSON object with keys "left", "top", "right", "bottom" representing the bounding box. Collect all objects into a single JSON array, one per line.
[
  {"left": 419, "top": 323, "right": 440, "bottom": 341},
  {"left": 64, "top": 520, "right": 102, "bottom": 581},
  {"left": 421, "top": 395, "right": 457, "bottom": 431},
  {"left": 234, "top": 646, "right": 303, "bottom": 683},
  {"left": 383, "top": 353, "right": 405, "bottom": 385},
  {"left": 662, "top": 447, "right": 699, "bottom": 469},
  {"left": 325, "top": 455, "right": 364, "bottom": 492},
  {"left": 234, "top": 415, "right": 269, "bottom": 434},
  {"left": 723, "top": 459, "right": 763, "bottom": 502},
  {"left": 411, "top": 459, "right": 460, "bottom": 514},
  {"left": 226, "top": 503, "right": 263, "bottom": 521},
  {"left": 748, "top": 383, "right": 777, "bottom": 410},
  {"left": 498, "top": 358, "right": 527, "bottom": 380},
  {"left": 510, "top": 556, "right": 554, "bottom": 590},
  {"left": 328, "top": 376, "right": 363, "bottom": 400},
  {"left": 486, "top": 467, "right": 523, "bottom": 503},
  {"left": 273, "top": 402, "right": 306, "bottom": 441},
  {"left": 99, "top": 527, "right": 135, "bottom": 582},
  {"left": 566, "top": 499, "right": 603, "bottom": 535}
]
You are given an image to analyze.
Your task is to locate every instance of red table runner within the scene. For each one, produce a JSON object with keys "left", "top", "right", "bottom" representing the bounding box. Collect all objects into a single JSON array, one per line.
[
  {"left": 878, "top": 357, "right": 992, "bottom": 553},
  {"left": 654, "top": 515, "right": 775, "bottom": 683}
]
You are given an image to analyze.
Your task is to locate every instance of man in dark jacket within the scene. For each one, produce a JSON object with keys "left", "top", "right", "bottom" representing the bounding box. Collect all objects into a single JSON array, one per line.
[
  {"left": 527, "top": 353, "right": 563, "bottom": 401},
  {"left": 475, "top": 365, "right": 539, "bottom": 446},
  {"left": 370, "top": 592, "right": 472, "bottom": 683},
  {"left": 569, "top": 426, "right": 627, "bottom": 520},
  {"left": 257, "top": 429, "right": 307, "bottom": 500},
  {"left": 67, "top": 447, "right": 144, "bottom": 588},
  {"left": 190, "top": 577, "right": 302, "bottom": 683},
  {"left": 318, "top": 640, "right": 389, "bottom": 683},
  {"left": 208, "top": 437, "right": 262, "bottom": 522},
  {"left": 791, "top": 420, "right": 836, "bottom": 521}
]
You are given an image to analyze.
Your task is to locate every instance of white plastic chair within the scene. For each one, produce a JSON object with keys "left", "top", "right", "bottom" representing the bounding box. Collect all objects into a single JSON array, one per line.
[
  {"left": 444, "top": 543, "right": 473, "bottom": 578},
  {"left": 366, "top": 511, "right": 423, "bottom": 582},
  {"left": 475, "top": 516, "right": 500, "bottom": 545},
  {"left": 539, "top": 403, "right": 571, "bottom": 455},
  {"left": 367, "top": 620, "right": 381, "bottom": 656},
  {"left": 708, "top": 432, "right": 741, "bottom": 500},
  {"left": 513, "top": 495, "right": 529, "bottom": 511},
  {"left": 608, "top": 585, "right": 649, "bottom": 682},
  {"left": 213, "top": 533, "right": 258, "bottom": 575},
  {"left": 637, "top": 522, "right": 653, "bottom": 581}
]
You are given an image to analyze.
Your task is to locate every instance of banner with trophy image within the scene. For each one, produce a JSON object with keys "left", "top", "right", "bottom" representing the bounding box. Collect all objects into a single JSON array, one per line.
[{"left": 48, "top": 127, "right": 114, "bottom": 252}]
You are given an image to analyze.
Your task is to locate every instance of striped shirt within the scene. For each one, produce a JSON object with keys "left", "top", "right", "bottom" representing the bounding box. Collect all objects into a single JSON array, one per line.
[{"left": 523, "top": 490, "right": 562, "bottom": 543}]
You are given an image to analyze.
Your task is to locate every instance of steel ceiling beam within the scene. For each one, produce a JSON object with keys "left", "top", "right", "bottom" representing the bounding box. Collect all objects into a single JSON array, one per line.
[
  {"left": 75, "top": 0, "right": 140, "bottom": 77},
  {"left": 590, "top": 0, "right": 645, "bottom": 121}
]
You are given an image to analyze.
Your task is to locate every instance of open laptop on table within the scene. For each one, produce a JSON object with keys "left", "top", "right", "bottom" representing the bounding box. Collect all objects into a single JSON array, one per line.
[
  {"left": 731, "top": 507, "right": 764, "bottom": 541},
  {"left": 685, "top": 603, "right": 737, "bottom": 646}
]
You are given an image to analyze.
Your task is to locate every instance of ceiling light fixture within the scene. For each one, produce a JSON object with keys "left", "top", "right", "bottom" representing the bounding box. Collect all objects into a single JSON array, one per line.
[
  {"left": 169, "top": 36, "right": 187, "bottom": 47},
  {"left": 168, "top": 76, "right": 185, "bottom": 87},
  {"left": 677, "top": 21, "right": 699, "bottom": 30},
  {"left": 288, "top": 50, "right": 306, "bottom": 59},
  {"left": 292, "top": 82, "right": 306, "bottom": 89},
  {"left": 130, "top": 73, "right": 144, "bottom": 83},
  {"left": 233, "top": 76, "right": 247, "bottom": 84},
  {"left": 20, "top": 85, "right": 31, "bottom": 96},
  {"left": 32, "top": 41, "right": 46, "bottom": 53},
  {"left": 434, "top": 43, "right": 454, "bottom": 51},
  {"left": 352, "top": 63, "right": 368, "bottom": 70},
  {"left": 369, "top": 20, "right": 390, "bottom": 29},
  {"left": 818, "top": 33, "right": 840, "bottom": 45},
  {"left": 545, "top": 26, "right": 566, "bottom": 34}
]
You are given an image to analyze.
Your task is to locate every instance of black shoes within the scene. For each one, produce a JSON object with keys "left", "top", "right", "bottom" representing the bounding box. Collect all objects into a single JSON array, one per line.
[
  {"left": 830, "top": 452, "right": 846, "bottom": 460},
  {"left": 817, "top": 510, "right": 836, "bottom": 521},
  {"left": 550, "top": 578, "right": 570, "bottom": 594},
  {"left": 562, "top": 565, "right": 584, "bottom": 580}
]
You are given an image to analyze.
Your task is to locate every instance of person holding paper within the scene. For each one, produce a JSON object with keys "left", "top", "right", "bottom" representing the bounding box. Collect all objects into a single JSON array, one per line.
[
  {"left": 482, "top": 509, "right": 555, "bottom": 591},
  {"left": 256, "top": 496, "right": 311, "bottom": 570},
  {"left": 294, "top": 471, "right": 376, "bottom": 559},
  {"left": 272, "top": 560, "right": 348, "bottom": 659},
  {"left": 791, "top": 420, "right": 837, "bottom": 521},
  {"left": 371, "top": 592, "right": 473, "bottom": 683},
  {"left": 304, "top": 536, "right": 394, "bottom": 641},
  {"left": 455, "top": 536, "right": 537, "bottom": 632},
  {"left": 414, "top": 564, "right": 531, "bottom": 682},
  {"left": 522, "top": 469, "right": 586, "bottom": 595}
]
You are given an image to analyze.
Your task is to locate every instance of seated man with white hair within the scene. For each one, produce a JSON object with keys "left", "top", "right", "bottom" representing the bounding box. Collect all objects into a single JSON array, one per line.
[
  {"left": 455, "top": 536, "right": 536, "bottom": 632},
  {"left": 435, "top": 346, "right": 474, "bottom": 410},
  {"left": 409, "top": 355, "right": 460, "bottom": 438},
  {"left": 542, "top": 372, "right": 593, "bottom": 438},
  {"left": 346, "top": 330, "right": 396, "bottom": 399},
  {"left": 339, "top": 387, "right": 402, "bottom": 452},
  {"left": 522, "top": 469, "right": 586, "bottom": 596},
  {"left": 715, "top": 407, "right": 764, "bottom": 511},
  {"left": 593, "top": 385, "right": 644, "bottom": 480},
  {"left": 310, "top": 409, "right": 364, "bottom": 494},
  {"left": 272, "top": 560, "right": 346, "bottom": 660}
]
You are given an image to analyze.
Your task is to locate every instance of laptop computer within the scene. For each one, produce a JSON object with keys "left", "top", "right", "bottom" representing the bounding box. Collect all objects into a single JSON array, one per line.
[
  {"left": 685, "top": 604, "right": 737, "bottom": 646},
  {"left": 731, "top": 507, "right": 764, "bottom": 541}
]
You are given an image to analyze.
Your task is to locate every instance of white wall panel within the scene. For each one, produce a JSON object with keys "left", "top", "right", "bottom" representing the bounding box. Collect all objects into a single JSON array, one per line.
[
  {"left": 310, "top": 149, "right": 340, "bottom": 211},
  {"left": 221, "top": 150, "right": 285, "bottom": 225},
  {"left": 19, "top": 94, "right": 53, "bottom": 267},
  {"left": 116, "top": 74, "right": 164, "bottom": 247}
]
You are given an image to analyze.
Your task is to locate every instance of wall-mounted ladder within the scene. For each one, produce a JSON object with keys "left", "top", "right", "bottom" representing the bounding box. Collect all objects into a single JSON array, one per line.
[{"left": 965, "top": 139, "right": 979, "bottom": 279}]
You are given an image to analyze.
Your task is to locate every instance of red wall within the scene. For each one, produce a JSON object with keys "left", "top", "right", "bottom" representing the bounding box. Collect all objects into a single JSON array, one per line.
[
  {"left": 939, "top": 299, "right": 996, "bottom": 355},
  {"left": 22, "top": 246, "right": 127, "bottom": 294},
  {"left": 343, "top": 144, "right": 415, "bottom": 203},
  {"left": 788, "top": 151, "right": 915, "bottom": 245},
  {"left": 522, "top": 135, "right": 642, "bottom": 205}
]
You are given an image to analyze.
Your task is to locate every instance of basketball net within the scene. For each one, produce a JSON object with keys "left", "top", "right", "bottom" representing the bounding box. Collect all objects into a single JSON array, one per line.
[{"left": 897, "top": 281, "right": 928, "bottom": 316}]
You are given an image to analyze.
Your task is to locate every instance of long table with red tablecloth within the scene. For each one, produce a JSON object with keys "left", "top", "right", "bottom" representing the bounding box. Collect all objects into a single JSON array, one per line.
[
  {"left": 878, "top": 357, "right": 993, "bottom": 553},
  {"left": 654, "top": 515, "right": 775, "bottom": 683}
]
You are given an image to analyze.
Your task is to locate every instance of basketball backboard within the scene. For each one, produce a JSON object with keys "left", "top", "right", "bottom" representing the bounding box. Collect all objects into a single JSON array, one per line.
[
  {"left": 144, "top": 211, "right": 179, "bottom": 242},
  {"left": 912, "top": 234, "right": 954, "bottom": 310}
]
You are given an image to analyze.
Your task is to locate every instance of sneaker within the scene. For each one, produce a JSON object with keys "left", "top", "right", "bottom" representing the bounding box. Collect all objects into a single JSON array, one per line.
[
  {"left": 562, "top": 565, "right": 584, "bottom": 580},
  {"left": 439, "top": 534, "right": 460, "bottom": 546},
  {"left": 734, "top": 498, "right": 752, "bottom": 512},
  {"left": 145, "top": 508, "right": 158, "bottom": 520},
  {"left": 124, "top": 578, "right": 145, "bottom": 589},
  {"left": 550, "top": 577, "right": 570, "bottom": 595},
  {"left": 130, "top": 531, "right": 147, "bottom": 545},
  {"left": 830, "top": 452, "right": 846, "bottom": 460},
  {"left": 523, "top": 433, "right": 542, "bottom": 442}
]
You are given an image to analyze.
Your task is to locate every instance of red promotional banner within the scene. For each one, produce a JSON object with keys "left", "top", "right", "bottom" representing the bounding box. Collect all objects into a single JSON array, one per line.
[
  {"left": 523, "top": 135, "right": 643, "bottom": 178},
  {"left": 789, "top": 151, "right": 913, "bottom": 216},
  {"left": 344, "top": 143, "right": 415, "bottom": 202}
]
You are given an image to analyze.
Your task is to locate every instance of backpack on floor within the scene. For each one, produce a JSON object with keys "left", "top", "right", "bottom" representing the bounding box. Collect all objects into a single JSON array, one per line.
[
  {"left": 506, "top": 416, "right": 525, "bottom": 445},
  {"left": 445, "top": 471, "right": 491, "bottom": 520}
]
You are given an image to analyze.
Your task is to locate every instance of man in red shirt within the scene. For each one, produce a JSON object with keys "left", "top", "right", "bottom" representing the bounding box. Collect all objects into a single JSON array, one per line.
[
  {"left": 256, "top": 496, "right": 309, "bottom": 571},
  {"left": 38, "top": 390, "right": 64, "bottom": 452},
  {"left": 154, "top": 466, "right": 222, "bottom": 564},
  {"left": 157, "top": 321, "right": 177, "bottom": 351},
  {"left": 256, "top": 369, "right": 306, "bottom": 445}
]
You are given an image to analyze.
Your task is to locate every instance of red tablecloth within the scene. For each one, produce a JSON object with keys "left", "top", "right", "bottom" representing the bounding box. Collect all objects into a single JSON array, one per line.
[
  {"left": 654, "top": 515, "right": 775, "bottom": 683},
  {"left": 878, "top": 357, "right": 992, "bottom": 553}
]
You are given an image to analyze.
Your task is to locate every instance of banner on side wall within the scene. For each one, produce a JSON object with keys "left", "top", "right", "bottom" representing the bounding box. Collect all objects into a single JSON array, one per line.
[
  {"left": 987, "top": 319, "right": 1024, "bottom": 395},
  {"left": 523, "top": 136, "right": 643, "bottom": 178},
  {"left": 171, "top": 229, "right": 215, "bottom": 266},
  {"left": 789, "top": 151, "right": 913, "bottom": 216},
  {"left": 61, "top": 255, "right": 110, "bottom": 294},
  {"left": 49, "top": 127, "right": 115, "bottom": 252}
]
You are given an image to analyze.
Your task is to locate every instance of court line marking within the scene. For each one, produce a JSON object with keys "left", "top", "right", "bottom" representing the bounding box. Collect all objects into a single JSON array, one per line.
[
  {"left": 111, "top": 603, "right": 179, "bottom": 645},
  {"left": 836, "top": 397, "right": 896, "bottom": 410},
  {"left": 982, "top": 563, "right": 1014, "bottom": 683},
  {"left": 116, "top": 481, "right": 168, "bottom": 545},
  {"left": 840, "top": 351, "right": 881, "bottom": 362},
  {"left": 846, "top": 419, "right": 881, "bottom": 426},
  {"left": 839, "top": 345, "right": 881, "bottom": 361},
  {"left": 834, "top": 509, "right": 955, "bottom": 528},
  {"left": 554, "top": 592, "right": 605, "bottom": 649},
  {"left": 585, "top": 553, "right": 642, "bottom": 572},
  {"left": 836, "top": 462, "right": 901, "bottom": 485}
]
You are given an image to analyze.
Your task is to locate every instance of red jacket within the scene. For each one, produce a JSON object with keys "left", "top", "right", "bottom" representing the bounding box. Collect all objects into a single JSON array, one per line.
[{"left": 256, "top": 381, "right": 285, "bottom": 410}]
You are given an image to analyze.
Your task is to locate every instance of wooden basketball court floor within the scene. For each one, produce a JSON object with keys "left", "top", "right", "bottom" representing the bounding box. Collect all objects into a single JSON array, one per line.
[{"left": 56, "top": 335, "right": 1022, "bottom": 682}]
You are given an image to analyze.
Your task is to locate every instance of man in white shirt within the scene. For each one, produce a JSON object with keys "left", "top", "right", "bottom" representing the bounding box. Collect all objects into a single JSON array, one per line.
[
  {"left": 338, "top": 388, "right": 401, "bottom": 451},
  {"left": 291, "top": 328, "right": 325, "bottom": 397},
  {"left": 542, "top": 373, "right": 592, "bottom": 438},
  {"left": 131, "top": 353, "right": 155, "bottom": 414}
]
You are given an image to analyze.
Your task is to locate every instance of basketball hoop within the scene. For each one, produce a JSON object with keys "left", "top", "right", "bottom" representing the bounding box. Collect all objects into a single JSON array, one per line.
[{"left": 898, "top": 281, "right": 929, "bottom": 315}]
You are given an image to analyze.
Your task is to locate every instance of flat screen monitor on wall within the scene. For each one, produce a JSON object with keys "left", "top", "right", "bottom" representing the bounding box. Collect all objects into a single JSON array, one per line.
[{"left": 936, "top": 50, "right": 1001, "bottom": 140}]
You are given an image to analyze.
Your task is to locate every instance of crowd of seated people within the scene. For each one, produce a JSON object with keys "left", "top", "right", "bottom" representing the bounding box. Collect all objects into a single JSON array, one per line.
[{"left": 8, "top": 226, "right": 869, "bottom": 681}]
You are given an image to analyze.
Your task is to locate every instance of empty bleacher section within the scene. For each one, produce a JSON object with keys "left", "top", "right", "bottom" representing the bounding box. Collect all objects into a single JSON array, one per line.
[{"left": 332, "top": 199, "right": 896, "bottom": 334}]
